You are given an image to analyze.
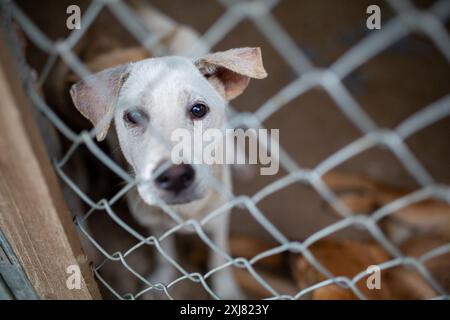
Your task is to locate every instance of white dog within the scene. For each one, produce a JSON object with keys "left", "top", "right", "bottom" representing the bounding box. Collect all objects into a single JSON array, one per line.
[{"left": 70, "top": 47, "right": 267, "bottom": 299}]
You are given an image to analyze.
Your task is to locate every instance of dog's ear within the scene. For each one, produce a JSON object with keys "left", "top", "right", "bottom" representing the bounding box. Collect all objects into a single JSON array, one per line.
[
  {"left": 70, "top": 64, "right": 130, "bottom": 141},
  {"left": 195, "top": 47, "right": 267, "bottom": 101}
]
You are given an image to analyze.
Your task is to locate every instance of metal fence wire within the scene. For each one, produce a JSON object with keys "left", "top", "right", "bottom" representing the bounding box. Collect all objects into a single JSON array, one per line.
[{"left": 2, "top": 0, "right": 450, "bottom": 300}]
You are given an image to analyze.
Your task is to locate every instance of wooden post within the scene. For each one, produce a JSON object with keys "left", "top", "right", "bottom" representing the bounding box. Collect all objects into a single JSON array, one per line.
[{"left": 0, "top": 29, "right": 101, "bottom": 299}]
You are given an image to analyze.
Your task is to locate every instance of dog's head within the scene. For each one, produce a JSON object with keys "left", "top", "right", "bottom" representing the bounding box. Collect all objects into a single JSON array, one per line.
[{"left": 70, "top": 47, "right": 266, "bottom": 207}]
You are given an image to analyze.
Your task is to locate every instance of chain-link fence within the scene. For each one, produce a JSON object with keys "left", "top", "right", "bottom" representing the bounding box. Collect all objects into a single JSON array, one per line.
[{"left": 2, "top": 0, "right": 450, "bottom": 300}]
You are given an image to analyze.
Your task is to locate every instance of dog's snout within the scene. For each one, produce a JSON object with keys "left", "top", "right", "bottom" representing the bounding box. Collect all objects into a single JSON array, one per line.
[{"left": 154, "top": 164, "right": 195, "bottom": 194}]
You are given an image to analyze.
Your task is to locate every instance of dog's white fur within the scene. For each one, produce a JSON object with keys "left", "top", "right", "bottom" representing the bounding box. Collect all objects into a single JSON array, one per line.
[{"left": 70, "top": 48, "right": 267, "bottom": 299}]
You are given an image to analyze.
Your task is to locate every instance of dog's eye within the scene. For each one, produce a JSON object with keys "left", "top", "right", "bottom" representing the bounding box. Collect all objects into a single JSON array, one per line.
[
  {"left": 190, "top": 103, "right": 209, "bottom": 119},
  {"left": 123, "top": 109, "right": 148, "bottom": 127}
]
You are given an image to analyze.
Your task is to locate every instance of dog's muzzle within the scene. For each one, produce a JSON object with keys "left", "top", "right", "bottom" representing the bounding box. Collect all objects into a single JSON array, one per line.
[
  {"left": 155, "top": 163, "right": 195, "bottom": 193},
  {"left": 152, "top": 163, "right": 202, "bottom": 205}
]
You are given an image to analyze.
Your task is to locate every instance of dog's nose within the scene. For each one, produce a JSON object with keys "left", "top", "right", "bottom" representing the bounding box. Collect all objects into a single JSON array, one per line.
[{"left": 154, "top": 164, "right": 195, "bottom": 194}]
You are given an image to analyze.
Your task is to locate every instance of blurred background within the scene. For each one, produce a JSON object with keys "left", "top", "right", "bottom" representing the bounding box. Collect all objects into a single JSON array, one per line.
[{"left": 6, "top": 0, "right": 450, "bottom": 299}]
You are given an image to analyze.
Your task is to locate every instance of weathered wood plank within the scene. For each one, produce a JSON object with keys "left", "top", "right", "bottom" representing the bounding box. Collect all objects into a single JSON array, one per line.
[{"left": 0, "top": 30, "right": 101, "bottom": 299}]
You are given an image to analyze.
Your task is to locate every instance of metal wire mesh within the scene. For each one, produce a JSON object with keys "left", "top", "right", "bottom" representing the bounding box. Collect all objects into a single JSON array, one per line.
[{"left": 2, "top": 0, "right": 450, "bottom": 300}]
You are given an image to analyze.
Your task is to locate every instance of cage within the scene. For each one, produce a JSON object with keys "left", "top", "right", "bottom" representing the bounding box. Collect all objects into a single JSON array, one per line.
[{"left": 0, "top": 0, "right": 449, "bottom": 300}]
